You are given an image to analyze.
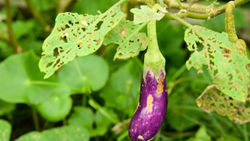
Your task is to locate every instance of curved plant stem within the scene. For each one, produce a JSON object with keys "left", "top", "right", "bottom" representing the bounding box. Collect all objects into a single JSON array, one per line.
[
  {"left": 31, "top": 105, "right": 40, "bottom": 131},
  {"left": 24, "top": 0, "right": 51, "bottom": 32},
  {"left": 57, "top": 0, "right": 76, "bottom": 14},
  {"left": 167, "top": 13, "right": 192, "bottom": 28},
  {"left": 5, "top": 0, "right": 22, "bottom": 53},
  {"left": 88, "top": 99, "right": 119, "bottom": 124},
  {"left": 225, "top": 1, "right": 238, "bottom": 43}
]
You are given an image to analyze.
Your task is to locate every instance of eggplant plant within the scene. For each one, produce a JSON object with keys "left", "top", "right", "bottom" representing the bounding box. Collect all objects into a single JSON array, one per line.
[{"left": 1, "top": 0, "right": 250, "bottom": 140}]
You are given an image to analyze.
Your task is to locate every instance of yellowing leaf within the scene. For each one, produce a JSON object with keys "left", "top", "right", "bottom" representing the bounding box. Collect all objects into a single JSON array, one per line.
[{"left": 196, "top": 84, "right": 250, "bottom": 124}]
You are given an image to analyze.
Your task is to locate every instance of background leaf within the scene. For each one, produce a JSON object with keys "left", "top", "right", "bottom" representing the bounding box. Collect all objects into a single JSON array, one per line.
[
  {"left": 187, "top": 126, "right": 211, "bottom": 141},
  {"left": 72, "top": 0, "right": 116, "bottom": 15},
  {"left": 42, "top": 126, "right": 89, "bottom": 141},
  {"left": 36, "top": 87, "right": 72, "bottom": 122},
  {"left": 57, "top": 54, "right": 109, "bottom": 93},
  {"left": 16, "top": 126, "right": 89, "bottom": 141},
  {"left": 16, "top": 131, "right": 49, "bottom": 141},
  {"left": 0, "top": 100, "right": 15, "bottom": 116},
  {"left": 68, "top": 107, "right": 94, "bottom": 129},
  {"left": 0, "top": 51, "right": 63, "bottom": 104},
  {"left": 0, "top": 119, "right": 11, "bottom": 141},
  {"left": 100, "top": 58, "right": 142, "bottom": 116}
]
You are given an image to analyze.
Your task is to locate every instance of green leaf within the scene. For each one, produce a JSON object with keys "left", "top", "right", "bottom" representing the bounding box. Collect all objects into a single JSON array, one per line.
[
  {"left": 39, "top": 6, "right": 124, "bottom": 78},
  {"left": 185, "top": 25, "right": 250, "bottom": 102},
  {"left": 130, "top": 5, "right": 165, "bottom": 24},
  {"left": 0, "top": 100, "right": 15, "bottom": 116},
  {"left": 0, "top": 51, "right": 62, "bottom": 104},
  {"left": 0, "top": 41, "right": 13, "bottom": 58},
  {"left": 13, "top": 20, "right": 34, "bottom": 39},
  {"left": 36, "top": 88, "right": 72, "bottom": 122},
  {"left": 32, "top": 0, "right": 57, "bottom": 11},
  {"left": 72, "top": 0, "right": 116, "bottom": 15},
  {"left": 0, "top": 119, "right": 11, "bottom": 141},
  {"left": 104, "top": 19, "right": 148, "bottom": 60},
  {"left": 42, "top": 126, "right": 89, "bottom": 141},
  {"left": 16, "top": 131, "right": 49, "bottom": 141},
  {"left": 16, "top": 126, "right": 90, "bottom": 141},
  {"left": 167, "top": 88, "right": 203, "bottom": 131},
  {"left": 68, "top": 106, "right": 118, "bottom": 137},
  {"left": 187, "top": 126, "right": 211, "bottom": 141},
  {"left": 68, "top": 107, "right": 94, "bottom": 129},
  {"left": 58, "top": 54, "right": 109, "bottom": 93},
  {"left": 92, "top": 110, "right": 115, "bottom": 136},
  {"left": 100, "top": 58, "right": 142, "bottom": 116}
]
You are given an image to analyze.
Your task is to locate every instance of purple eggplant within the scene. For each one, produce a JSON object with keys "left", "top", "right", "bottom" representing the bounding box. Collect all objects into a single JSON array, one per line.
[
  {"left": 128, "top": 68, "right": 167, "bottom": 141},
  {"left": 128, "top": 19, "right": 167, "bottom": 140}
]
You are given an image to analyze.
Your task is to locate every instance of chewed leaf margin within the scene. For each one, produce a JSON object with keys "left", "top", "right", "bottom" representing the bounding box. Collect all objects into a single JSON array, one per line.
[
  {"left": 185, "top": 25, "right": 250, "bottom": 102},
  {"left": 39, "top": 6, "right": 124, "bottom": 79}
]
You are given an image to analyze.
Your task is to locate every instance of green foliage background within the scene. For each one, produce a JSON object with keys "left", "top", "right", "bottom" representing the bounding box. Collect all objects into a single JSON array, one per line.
[{"left": 0, "top": 0, "right": 250, "bottom": 141}]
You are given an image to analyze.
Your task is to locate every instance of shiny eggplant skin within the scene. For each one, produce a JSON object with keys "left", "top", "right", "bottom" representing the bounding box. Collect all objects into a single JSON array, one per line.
[{"left": 129, "top": 69, "right": 168, "bottom": 141}]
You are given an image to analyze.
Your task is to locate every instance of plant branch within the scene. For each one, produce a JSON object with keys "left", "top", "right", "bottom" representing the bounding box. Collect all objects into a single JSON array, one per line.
[
  {"left": 164, "top": 0, "right": 208, "bottom": 13},
  {"left": 134, "top": 0, "right": 249, "bottom": 19},
  {"left": 24, "top": 0, "right": 51, "bottom": 32},
  {"left": 56, "top": 0, "right": 76, "bottom": 14},
  {"left": 0, "top": 34, "right": 10, "bottom": 43},
  {"left": 5, "top": 0, "right": 22, "bottom": 53},
  {"left": 164, "top": 0, "right": 250, "bottom": 20},
  {"left": 166, "top": 12, "right": 192, "bottom": 28}
]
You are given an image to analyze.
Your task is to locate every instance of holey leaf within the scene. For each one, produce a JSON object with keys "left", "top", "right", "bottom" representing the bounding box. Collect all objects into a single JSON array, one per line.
[
  {"left": 39, "top": 6, "right": 124, "bottom": 78},
  {"left": 185, "top": 26, "right": 250, "bottom": 102},
  {"left": 196, "top": 84, "right": 250, "bottom": 124},
  {"left": 130, "top": 5, "right": 165, "bottom": 24},
  {"left": 104, "top": 19, "right": 148, "bottom": 60}
]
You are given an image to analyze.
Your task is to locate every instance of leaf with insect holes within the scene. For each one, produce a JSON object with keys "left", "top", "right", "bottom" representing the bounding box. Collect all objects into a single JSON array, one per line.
[
  {"left": 196, "top": 83, "right": 250, "bottom": 124},
  {"left": 130, "top": 5, "right": 165, "bottom": 24},
  {"left": 185, "top": 25, "right": 250, "bottom": 102},
  {"left": 104, "top": 19, "right": 148, "bottom": 60},
  {"left": 39, "top": 6, "right": 124, "bottom": 79}
]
